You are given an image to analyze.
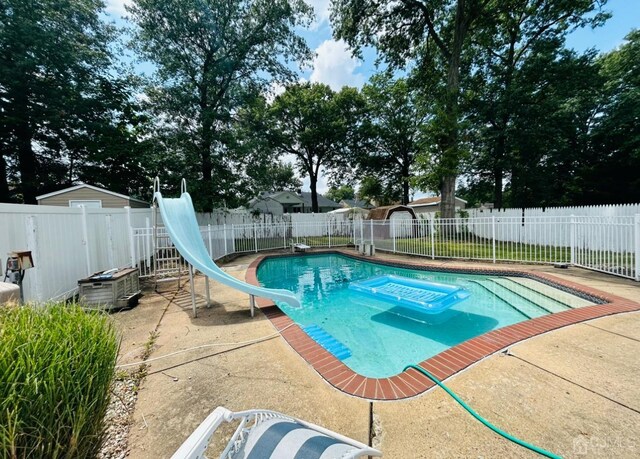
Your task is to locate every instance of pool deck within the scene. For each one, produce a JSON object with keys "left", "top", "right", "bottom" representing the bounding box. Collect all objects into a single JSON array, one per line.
[{"left": 118, "top": 249, "right": 640, "bottom": 458}]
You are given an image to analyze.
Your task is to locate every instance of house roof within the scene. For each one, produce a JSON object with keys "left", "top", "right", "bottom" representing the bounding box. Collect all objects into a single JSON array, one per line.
[
  {"left": 298, "top": 192, "right": 341, "bottom": 209},
  {"left": 367, "top": 205, "right": 417, "bottom": 220},
  {"left": 253, "top": 191, "right": 305, "bottom": 206},
  {"left": 36, "top": 184, "right": 148, "bottom": 204},
  {"left": 341, "top": 199, "right": 374, "bottom": 209},
  {"left": 407, "top": 196, "right": 468, "bottom": 206}
]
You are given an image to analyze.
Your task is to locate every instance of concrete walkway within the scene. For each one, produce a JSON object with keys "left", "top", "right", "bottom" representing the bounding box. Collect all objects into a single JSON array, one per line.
[{"left": 115, "top": 252, "right": 640, "bottom": 458}]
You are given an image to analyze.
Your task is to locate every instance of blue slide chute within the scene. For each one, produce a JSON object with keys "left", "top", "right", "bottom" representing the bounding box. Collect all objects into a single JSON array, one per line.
[{"left": 154, "top": 189, "right": 300, "bottom": 312}]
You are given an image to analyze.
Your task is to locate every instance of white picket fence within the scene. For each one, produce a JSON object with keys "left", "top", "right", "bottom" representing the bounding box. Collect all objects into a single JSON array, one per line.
[{"left": 2, "top": 202, "right": 639, "bottom": 303}]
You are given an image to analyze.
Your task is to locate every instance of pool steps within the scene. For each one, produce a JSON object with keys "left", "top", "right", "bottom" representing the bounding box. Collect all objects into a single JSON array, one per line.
[
  {"left": 301, "top": 325, "right": 352, "bottom": 361},
  {"left": 505, "top": 277, "right": 595, "bottom": 308},
  {"left": 491, "top": 278, "right": 572, "bottom": 314},
  {"left": 469, "top": 279, "right": 548, "bottom": 319}
]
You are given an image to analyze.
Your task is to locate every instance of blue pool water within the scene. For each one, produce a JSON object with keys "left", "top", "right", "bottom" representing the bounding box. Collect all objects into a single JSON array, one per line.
[{"left": 256, "top": 254, "right": 564, "bottom": 378}]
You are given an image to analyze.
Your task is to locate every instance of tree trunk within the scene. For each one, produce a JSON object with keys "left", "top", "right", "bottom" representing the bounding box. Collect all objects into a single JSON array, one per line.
[
  {"left": 309, "top": 174, "right": 319, "bottom": 213},
  {"left": 438, "top": 0, "right": 469, "bottom": 218},
  {"left": 401, "top": 162, "right": 410, "bottom": 205},
  {"left": 0, "top": 154, "right": 10, "bottom": 202},
  {"left": 440, "top": 175, "right": 456, "bottom": 218},
  {"left": 493, "top": 165, "right": 503, "bottom": 208},
  {"left": 14, "top": 94, "right": 38, "bottom": 203}
]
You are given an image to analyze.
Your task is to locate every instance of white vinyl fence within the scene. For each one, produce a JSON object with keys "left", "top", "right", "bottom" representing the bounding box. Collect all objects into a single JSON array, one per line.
[{"left": 2, "top": 202, "right": 639, "bottom": 303}]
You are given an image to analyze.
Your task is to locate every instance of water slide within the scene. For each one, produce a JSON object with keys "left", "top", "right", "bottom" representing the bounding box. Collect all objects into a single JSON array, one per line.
[{"left": 153, "top": 186, "right": 300, "bottom": 315}]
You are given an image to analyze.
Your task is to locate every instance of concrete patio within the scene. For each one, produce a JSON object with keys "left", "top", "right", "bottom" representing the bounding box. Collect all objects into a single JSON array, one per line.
[{"left": 114, "top": 251, "right": 640, "bottom": 458}]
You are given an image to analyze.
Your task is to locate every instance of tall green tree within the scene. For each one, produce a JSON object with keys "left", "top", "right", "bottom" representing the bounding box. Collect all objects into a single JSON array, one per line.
[
  {"left": 579, "top": 30, "right": 640, "bottom": 203},
  {"left": 325, "top": 185, "right": 355, "bottom": 203},
  {"left": 266, "top": 83, "right": 365, "bottom": 212},
  {"left": 359, "top": 74, "right": 429, "bottom": 205},
  {"left": 0, "top": 0, "right": 133, "bottom": 203},
  {"left": 468, "top": 0, "right": 609, "bottom": 207},
  {"left": 128, "top": 0, "right": 313, "bottom": 211},
  {"left": 332, "top": 0, "right": 485, "bottom": 217}
]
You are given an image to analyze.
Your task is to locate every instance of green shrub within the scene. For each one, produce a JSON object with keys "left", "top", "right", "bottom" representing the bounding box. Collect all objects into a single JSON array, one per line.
[{"left": 0, "top": 303, "right": 119, "bottom": 459}]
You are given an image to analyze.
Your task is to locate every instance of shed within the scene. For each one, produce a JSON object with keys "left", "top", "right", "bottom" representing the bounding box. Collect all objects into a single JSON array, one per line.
[
  {"left": 366, "top": 205, "right": 417, "bottom": 241},
  {"left": 36, "top": 184, "right": 149, "bottom": 208}
]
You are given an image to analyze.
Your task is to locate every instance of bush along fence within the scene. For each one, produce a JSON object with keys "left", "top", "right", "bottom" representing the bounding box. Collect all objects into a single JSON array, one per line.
[{"left": 2, "top": 202, "right": 639, "bottom": 303}]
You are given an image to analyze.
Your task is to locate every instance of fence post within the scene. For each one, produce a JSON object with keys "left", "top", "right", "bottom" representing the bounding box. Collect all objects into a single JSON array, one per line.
[
  {"left": 145, "top": 217, "right": 152, "bottom": 270},
  {"left": 254, "top": 223, "right": 258, "bottom": 253},
  {"left": 328, "top": 220, "right": 331, "bottom": 248},
  {"left": 570, "top": 214, "right": 576, "bottom": 265},
  {"left": 370, "top": 219, "right": 374, "bottom": 246},
  {"left": 25, "top": 215, "right": 42, "bottom": 302},
  {"left": 430, "top": 217, "right": 435, "bottom": 260},
  {"left": 231, "top": 224, "right": 236, "bottom": 253},
  {"left": 126, "top": 206, "right": 136, "bottom": 268},
  {"left": 207, "top": 224, "right": 213, "bottom": 258},
  {"left": 223, "top": 224, "right": 228, "bottom": 256},
  {"left": 105, "top": 214, "right": 115, "bottom": 268},
  {"left": 392, "top": 219, "right": 396, "bottom": 253},
  {"left": 80, "top": 205, "right": 92, "bottom": 275},
  {"left": 635, "top": 214, "right": 640, "bottom": 281},
  {"left": 492, "top": 215, "right": 496, "bottom": 264}
]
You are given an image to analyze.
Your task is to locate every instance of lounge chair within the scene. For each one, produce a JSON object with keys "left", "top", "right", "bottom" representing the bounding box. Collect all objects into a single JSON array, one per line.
[{"left": 172, "top": 406, "right": 382, "bottom": 459}]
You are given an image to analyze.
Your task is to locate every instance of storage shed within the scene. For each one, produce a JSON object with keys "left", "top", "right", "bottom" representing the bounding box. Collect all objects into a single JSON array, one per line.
[{"left": 36, "top": 184, "right": 149, "bottom": 208}]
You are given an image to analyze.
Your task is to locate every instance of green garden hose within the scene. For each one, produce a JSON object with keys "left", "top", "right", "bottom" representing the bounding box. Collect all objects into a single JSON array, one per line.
[{"left": 404, "top": 364, "right": 562, "bottom": 459}]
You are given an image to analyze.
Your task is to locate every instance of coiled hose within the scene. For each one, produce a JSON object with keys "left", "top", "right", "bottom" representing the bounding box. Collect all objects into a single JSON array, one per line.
[{"left": 404, "top": 364, "right": 561, "bottom": 459}]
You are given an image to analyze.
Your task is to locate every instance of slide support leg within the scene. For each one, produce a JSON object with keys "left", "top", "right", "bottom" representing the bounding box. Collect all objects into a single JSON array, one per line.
[
  {"left": 205, "top": 276, "right": 211, "bottom": 308},
  {"left": 189, "top": 264, "right": 197, "bottom": 318},
  {"left": 250, "top": 295, "right": 255, "bottom": 318}
]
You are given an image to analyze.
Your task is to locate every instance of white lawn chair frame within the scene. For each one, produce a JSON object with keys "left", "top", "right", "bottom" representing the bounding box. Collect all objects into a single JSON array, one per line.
[{"left": 172, "top": 406, "right": 382, "bottom": 459}]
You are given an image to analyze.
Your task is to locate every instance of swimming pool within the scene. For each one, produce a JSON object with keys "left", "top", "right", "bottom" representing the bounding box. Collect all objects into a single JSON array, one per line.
[{"left": 256, "top": 253, "right": 597, "bottom": 379}]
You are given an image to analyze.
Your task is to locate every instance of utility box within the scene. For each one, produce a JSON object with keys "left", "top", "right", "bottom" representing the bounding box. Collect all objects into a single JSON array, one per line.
[
  {"left": 78, "top": 268, "right": 141, "bottom": 311},
  {"left": 358, "top": 243, "right": 375, "bottom": 257}
]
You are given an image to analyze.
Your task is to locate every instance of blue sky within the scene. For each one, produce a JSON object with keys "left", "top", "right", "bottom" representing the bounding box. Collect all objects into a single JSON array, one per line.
[{"left": 104, "top": 0, "right": 639, "bottom": 195}]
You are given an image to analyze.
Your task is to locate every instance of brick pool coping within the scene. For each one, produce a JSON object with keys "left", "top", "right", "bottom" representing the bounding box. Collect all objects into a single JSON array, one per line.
[{"left": 245, "top": 249, "right": 640, "bottom": 401}]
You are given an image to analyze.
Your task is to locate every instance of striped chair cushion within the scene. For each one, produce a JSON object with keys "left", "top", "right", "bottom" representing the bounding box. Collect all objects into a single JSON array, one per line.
[{"left": 236, "top": 418, "right": 358, "bottom": 459}]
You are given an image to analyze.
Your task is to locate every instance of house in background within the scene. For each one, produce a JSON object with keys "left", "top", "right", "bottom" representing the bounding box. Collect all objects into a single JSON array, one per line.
[
  {"left": 406, "top": 196, "right": 467, "bottom": 214},
  {"left": 36, "top": 184, "right": 149, "bottom": 208},
  {"left": 248, "top": 191, "right": 341, "bottom": 215},
  {"left": 340, "top": 198, "right": 374, "bottom": 210}
]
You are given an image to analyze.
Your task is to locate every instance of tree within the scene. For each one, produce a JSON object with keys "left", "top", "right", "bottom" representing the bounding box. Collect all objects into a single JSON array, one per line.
[
  {"left": 468, "top": 0, "right": 609, "bottom": 207},
  {"left": 266, "top": 83, "right": 365, "bottom": 212},
  {"left": 325, "top": 185, "right": 355, "bottom": 203},
  {"left": 332, "top": 0, "right": 485, "bottom": 217},
  {"left": 357, "top": 176, "right": 399, "bottom": 206},
  {"left": 359, "top": 74, "right": 429, "bottom": 205},
  {"left": 128, "top": 0, "right": 313, "bottom": 211},
  {"left": 0, "top": 0, "right": 133, "bottom": 203},
  {"left": 579, "top": 30, "right": 640, "bottom": 203}
]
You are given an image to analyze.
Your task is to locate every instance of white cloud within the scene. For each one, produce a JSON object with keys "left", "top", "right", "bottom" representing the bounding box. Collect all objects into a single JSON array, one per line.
[
  {"left": 306, "top": 0, "right": 331, "bottom": 29},
  {"left": 105, "top": 0, "right": 131, "bottom": 16},
  {"left": 310, "top": 40, "right": 365, "bottom": 90}
]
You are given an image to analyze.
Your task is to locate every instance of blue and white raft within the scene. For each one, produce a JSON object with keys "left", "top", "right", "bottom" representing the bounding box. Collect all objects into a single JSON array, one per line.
[{"left": 349, "top": 275, "right": 470, "bottom": 314}]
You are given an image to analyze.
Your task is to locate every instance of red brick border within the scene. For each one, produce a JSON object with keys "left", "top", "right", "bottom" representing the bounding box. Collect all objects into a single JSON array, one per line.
[{"left": 245, "top": 250, "right": 640, "bottom": 400}]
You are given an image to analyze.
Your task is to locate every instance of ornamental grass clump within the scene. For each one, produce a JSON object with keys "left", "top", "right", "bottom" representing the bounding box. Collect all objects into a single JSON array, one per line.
[{"left": 0, "top": 303, "right": 119, "bottom": 458}]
